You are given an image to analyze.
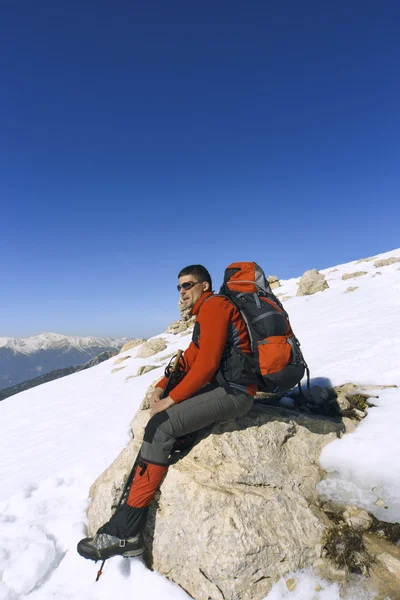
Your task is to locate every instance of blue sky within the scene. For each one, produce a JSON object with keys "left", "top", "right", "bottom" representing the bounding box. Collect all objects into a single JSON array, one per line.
[{"left": 1, "top": 1, "right": 399, "bottom": 339}]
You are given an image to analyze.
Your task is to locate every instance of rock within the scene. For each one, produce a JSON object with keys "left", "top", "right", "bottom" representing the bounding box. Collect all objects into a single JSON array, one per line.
[
  {"left": 355, "top": 256, "right": 376, "bottom": 264},
  {"left": 342, "top": 272, "right": 367, "bottom": 280},
  {"left": 267, "top": 275, "right": 281, "bottom": 290},
  {"left": 353, "top": 408, "right": 366, "bottom": 419},
  {"left": 285, "top": 578, "right": 297, "bottom": 591},
  {"left": 315, "top": 543, "right": 323, "bottom": 558},
  {"left": 87, "top": 403, "right": 349, "bottom": 600},
  {"left": 313, "top": 558, "right": 347, "bottom": 583},
  {"left": 343, "top": 508, "right": 372, "bottom": 531},
  {"left": 113, "top": 355, "right": 131, "bottom": 366},
  {"left": 374, "top": 498, "right": 386, "bottom": 508},
  {"left": 374, "top": 257, "right": 400, "bottom": 268},
  {"left": 119, "top": 339, "right": 146, "bottom": 353},
  {"left": 344, "top": 287, "right": 358, "bottom": 293},
  {"left": 179, "top": 298, "right": 196, "bottom": 324},
  {"left": 297, "top": 269, "right": 329, "bottom": 296},
  {"left": 111, "top": 366, "right": 126, "bottom": 374},
  {"left": 373, "top": 272, "right": 382, "bottom": 277},
  {"left": 328, "top": 268, "right": 339, "bottom": 273},
  {"left": 166, "top": 320, "right": 190, "bottom": 334},
  {"left": 364, "top": 533, "right": 400, "bottom": 598},
  {"left": 136, "top": 338, "right": 167, "bottom": 358},
  {"left": 136, "top": 365, "right": 158, "bottom": 377}
]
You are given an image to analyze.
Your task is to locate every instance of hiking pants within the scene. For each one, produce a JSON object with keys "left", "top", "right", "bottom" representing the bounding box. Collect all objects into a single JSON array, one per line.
[{"left": 99, "top": 383, "right": 254, "bottom": 539}]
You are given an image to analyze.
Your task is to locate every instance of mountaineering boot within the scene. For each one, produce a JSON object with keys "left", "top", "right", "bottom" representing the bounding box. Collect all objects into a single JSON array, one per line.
[{"left": 77, "top": 530, "right": 144, "bottom": 560}]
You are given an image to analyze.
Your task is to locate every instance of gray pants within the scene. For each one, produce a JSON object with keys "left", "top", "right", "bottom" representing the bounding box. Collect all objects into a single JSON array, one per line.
[
  {"left": 99, "top": 383, "right": 254, "bottom": 538},
  {"left": 141, "top": 383, "right": 254, "bottom": 465}
]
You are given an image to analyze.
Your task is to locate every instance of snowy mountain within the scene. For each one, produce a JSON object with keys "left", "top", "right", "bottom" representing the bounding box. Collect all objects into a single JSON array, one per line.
[
  {"left": 0, "top": 248, "right": 399, "bottom": 599},
  {"left": 0, "top": 333, "right": 128, "bottom": 390}
]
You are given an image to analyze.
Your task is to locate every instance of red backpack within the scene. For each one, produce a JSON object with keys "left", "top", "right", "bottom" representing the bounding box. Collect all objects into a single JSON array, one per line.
[{"left": 218, "top": 262, "right": 309, "bottom": 393}]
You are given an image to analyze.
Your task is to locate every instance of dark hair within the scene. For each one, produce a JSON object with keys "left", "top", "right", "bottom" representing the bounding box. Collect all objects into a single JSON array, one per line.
[{"left": 178, "top": 264, "right": 212, "bottom": 290}]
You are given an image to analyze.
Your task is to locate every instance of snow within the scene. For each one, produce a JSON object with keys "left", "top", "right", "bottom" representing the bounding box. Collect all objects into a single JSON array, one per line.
[
  {"left": 0, "top": 333, "right": 127, "bottom": 355},
  {"left": 1, "top": 248, "right": 400, "bottom": 599}
]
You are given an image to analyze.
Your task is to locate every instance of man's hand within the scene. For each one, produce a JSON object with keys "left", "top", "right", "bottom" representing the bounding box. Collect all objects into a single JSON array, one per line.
[
  {"left": 150, "top": 396, "right": 175, "bottom": 417},
  {"left": 149, "top": 387, "right": 163, "bottom": 410}
]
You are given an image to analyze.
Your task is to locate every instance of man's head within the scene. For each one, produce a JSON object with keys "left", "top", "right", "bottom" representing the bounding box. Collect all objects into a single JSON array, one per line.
[{"left": 177, "top": 264, "right": 212, "bottom": 310}]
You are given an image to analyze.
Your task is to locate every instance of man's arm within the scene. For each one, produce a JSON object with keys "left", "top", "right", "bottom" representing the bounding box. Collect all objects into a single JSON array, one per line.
[{"left": 169, "top": 298, "right": 232, "bottom": 403}]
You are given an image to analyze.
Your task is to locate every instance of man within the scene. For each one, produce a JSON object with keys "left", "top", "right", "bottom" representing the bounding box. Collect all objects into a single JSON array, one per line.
[{"left": 77, "top": 265, "right": 257, "bottom": 561}]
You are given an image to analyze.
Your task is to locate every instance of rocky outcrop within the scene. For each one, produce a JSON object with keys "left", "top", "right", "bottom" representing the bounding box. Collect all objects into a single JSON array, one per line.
[
  {"left": 342, "top": 271, "right": 367, "bottom": 280},
  {"left": 136, "top": 365, "right": 158, "bottom": 377},
  {"left": 267, "top": 275, "right": 281, "bottom": 290},
  {"left": 113, "top": 355, "right": 131, "bottom": 366},
  {"left": 297, "top": 269, "right": 329, "bottom": 296},
  {"left": 166, "top": 298, "right": 196, "bottom": 335},
  {"left": 87, "top": 398, "right": 349, "bottom": 600},
  {"left": 119, "top": 339, "right": 146, "bottom": 354},
  {"left": 374, "top": 257, "right": 400, "bottom": 268},
  {"left": 136, "top": 338, "right": 167, "bottom": 358},
  {"left": 355, "top": 256, "right": 376, "bottom": 264}
]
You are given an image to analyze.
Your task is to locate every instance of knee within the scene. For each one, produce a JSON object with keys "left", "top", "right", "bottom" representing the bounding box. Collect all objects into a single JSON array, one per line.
[{"left": 143, "top": 412, "right": 170, "bottom": 444}]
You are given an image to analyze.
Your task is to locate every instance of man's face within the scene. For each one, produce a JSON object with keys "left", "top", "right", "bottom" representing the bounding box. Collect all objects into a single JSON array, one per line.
[{"left": 178, "top": 274, "right": 210, "bottom": 310}]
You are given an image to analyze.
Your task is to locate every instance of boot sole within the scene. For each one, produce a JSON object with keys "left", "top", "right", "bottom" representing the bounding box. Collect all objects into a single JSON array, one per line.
[{"left": 123, "top": 548, "right": 144, "bottom": 557}]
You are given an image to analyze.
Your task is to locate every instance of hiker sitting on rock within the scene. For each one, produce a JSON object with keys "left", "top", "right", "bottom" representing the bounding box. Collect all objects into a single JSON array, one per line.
[{"left": 77, "top": 264, "right": 257, "bottom": 560}]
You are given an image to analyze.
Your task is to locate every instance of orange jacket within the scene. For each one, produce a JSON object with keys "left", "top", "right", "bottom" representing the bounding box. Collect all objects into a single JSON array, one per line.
[{"left": 157, "top": 291, "right": 257, "bottom": 402}]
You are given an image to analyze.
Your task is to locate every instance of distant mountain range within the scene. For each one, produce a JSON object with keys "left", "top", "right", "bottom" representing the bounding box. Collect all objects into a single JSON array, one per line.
[
  {"left": 0, "top": 350, "right": 119, "bottom": 402},
  {"left": 0, "top": 333, "right": 128, "bottom": 390}
]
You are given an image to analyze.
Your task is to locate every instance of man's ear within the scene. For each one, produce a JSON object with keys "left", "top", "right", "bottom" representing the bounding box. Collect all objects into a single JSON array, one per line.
[{"left": 203, "top": 281, "right": 210, "bottom": 292}]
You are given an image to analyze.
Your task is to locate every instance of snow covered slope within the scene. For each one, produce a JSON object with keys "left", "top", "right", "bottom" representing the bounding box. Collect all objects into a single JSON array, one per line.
[{"left": 0, "top": 248, "right": 399, "bottom": 600}]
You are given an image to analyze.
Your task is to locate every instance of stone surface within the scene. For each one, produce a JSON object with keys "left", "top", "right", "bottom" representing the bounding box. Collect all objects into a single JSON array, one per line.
[
  {"left": 363, "top": 533, "right": 400, "bottom": 599},
  {"left": 344, "top": 287, "right": 358, "bottom": 293},
  {"left": 119, "top": 339, "right": 146, "bottom": 353},
  {"left": 355, "top": 256, "right": 376, "bottom": 264},
  {"left": 136, "top": 338, "right": 167, "bottom": 358},
  {"left": 111, "top": 366, "right": 126, "bottom": 374},
  {"left": 166, "top": 320, "right": 191, "bottom": 334},
  {"left": 87, "top": 402, "right": 349, "bottom": 600},
  {"left": 342, "top": 271, "right": 367, "bottom": 280},
  {"left": 267, "top": 275, "right": 281, "bottom": 290},
  {"left": 374, "top": 257, "right": 400, "bottom": 268},
  {"left": 136, "top": 365, "right": 158, "bottom": 377},
  {"left": 297, "top": 269, "right": 329, "bottom": 296},
  {"left": 343, "top": 508, "right": 372, "bottom": 531},
  {"left": 285, "top": 578, "right": 297, "bottom": 591},
  {"left": 113, "top": 355, "right": 131, "bottom": 366},
  {"left": 313, "top": 558, "right": 347, "bottom": 583}
]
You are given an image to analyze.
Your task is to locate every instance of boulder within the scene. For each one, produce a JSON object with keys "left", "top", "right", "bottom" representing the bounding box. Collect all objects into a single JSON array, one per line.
[
  {"left": 113, "top": 355, "right": 131, "bottom": 366},
  {"left": 297, "top": 269, "right": 329, "bottom": 296},
  {"left": 267, "top": 275, "right": 281, "bottom": 290},
  {"left": 355, "top": 256, "right": 376, "bottom": 264},
  {"left": 87, "top": 402, "right": 349, "bottom": 600},
  {"left": 136, "top": 365, "right": 158, "bottom": 377},
  {"left": 374, "top": 257, "right": 400, "bottom": 268},
  {"left": 136, "top": 338, "right": 167, "bottom": 359},
  {"left": 111, "top": 366, "right": 126, "bottom": 374},
  {"left": 342, "top": 272, "right": 367, "bottom": 280},
  {"left": 119, "top": 339, "right": 146, "bottom": 354},
  {"left": 166, "top": 320, "right": 191, "bottom": 335}
]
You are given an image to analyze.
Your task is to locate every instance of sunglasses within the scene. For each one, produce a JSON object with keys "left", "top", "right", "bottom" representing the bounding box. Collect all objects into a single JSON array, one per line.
[{"left": 177, "top": 281, "right": 203, "bottom": 292}]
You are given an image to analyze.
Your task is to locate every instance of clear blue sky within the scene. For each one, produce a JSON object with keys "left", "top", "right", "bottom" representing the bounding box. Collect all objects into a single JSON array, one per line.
[{"left": 1, "top": 1, "right": 399, "bottom": 339}]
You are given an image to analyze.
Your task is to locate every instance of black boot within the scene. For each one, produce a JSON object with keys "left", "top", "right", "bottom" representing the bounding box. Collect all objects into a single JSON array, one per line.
[{"left": 77, "top": 530, "right": 144, "bottom": 560}]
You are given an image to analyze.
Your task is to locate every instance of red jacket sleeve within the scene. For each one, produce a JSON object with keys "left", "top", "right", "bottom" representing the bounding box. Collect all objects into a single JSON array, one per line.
[{"left": 169, "top": 298, "right": 233, "bottom": 402}]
